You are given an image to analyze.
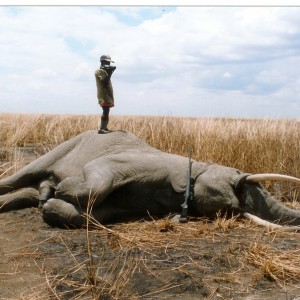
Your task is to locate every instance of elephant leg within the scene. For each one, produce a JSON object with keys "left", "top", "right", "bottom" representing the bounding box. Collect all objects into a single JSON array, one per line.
[
  {"left": 42, "top": 198, "right": 137, "bottom": 228},
  {"left": 54, "top": 173, "right": 114, "bottom": 208},
  {"left": 42, "top": 198, "right": 84, "bottom": 228},
  {"left": 0, "top": 188, "right": 39, "bottom": 212}
]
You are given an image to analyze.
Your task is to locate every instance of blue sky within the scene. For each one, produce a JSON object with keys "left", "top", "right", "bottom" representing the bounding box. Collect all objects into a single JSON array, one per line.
[{"left": 1, "top": 6, "right": 300, "bottom": 118}]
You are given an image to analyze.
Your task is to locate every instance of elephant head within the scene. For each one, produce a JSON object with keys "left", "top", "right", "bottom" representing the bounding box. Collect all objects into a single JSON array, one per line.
[{"left": 189, "top": 162, "right": 300, "bottom": 230}]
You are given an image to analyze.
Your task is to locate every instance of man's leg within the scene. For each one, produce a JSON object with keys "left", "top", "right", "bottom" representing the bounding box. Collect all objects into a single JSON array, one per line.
[{"left": 99, "top": 107, "right": 110, "bottom": 134}]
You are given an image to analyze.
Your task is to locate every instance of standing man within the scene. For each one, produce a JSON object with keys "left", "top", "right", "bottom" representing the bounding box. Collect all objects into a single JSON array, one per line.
[{"left": 95, "top": 54, "right": 116, "bottom": 134}]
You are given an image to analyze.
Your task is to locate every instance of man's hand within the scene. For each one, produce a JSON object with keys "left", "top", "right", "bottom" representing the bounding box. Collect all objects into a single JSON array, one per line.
[
  {"left": 103, "top": 65, "right": 116, "bottom": 73},
  {"left": 107, "top": 65, "right": 116, "bottom": 74},
  {"left": 102, "top": 65, "right": 116, "bottom": 85}
]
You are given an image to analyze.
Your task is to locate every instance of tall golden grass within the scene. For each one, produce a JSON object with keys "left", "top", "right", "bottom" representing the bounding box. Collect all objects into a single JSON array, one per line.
[{"left": 0, "top": 113, "right": 299, "bottom": 177}]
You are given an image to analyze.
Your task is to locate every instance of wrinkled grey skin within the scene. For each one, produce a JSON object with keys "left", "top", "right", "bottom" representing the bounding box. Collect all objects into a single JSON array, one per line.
[{"left": 0, "top": 131, "right": 300, "bottom": 228}]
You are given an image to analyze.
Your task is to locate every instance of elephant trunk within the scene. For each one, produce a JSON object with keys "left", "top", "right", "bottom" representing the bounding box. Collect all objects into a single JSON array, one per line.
[
  {"left": 257, "top": 191, "right": 300, "bottom": 225},
  {"left": 240, "top": 175, "right": 300, "bottom": 226}
]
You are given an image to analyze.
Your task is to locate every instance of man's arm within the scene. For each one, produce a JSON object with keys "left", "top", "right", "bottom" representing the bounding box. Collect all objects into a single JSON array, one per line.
[{"left": 95, "top": 67, "right": 116, "bottom": 86}]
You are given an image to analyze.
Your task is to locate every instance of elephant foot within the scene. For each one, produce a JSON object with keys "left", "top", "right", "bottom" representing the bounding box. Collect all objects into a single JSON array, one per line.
[{"left": 42, "top": 198, "right": 84, "bottom": 228}]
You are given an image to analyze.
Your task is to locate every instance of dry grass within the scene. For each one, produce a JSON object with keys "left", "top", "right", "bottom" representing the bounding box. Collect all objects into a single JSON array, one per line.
[
  {"left": 0, "top": 113, "right": 300, "bottom": 299},
  {"left": 20, "top": 214, "right": 300, "bottom": 299},
  {"left": 245, "top": 241, "right": 300, "bottom": 285},
  {"left": 0, "top": 113, "right": 299, "bottom": 177}
]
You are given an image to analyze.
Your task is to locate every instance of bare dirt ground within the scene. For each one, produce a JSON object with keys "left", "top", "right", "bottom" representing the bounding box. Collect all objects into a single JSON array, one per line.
[
  {"left": 1, "top": 147, "right": 300, "bottom": 299},
  {"left": 1, "top": 208, "right": 300, "bottom": 300}
]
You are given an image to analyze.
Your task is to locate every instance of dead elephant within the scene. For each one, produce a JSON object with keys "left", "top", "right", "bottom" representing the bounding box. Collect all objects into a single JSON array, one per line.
[{"left": 0, "top": 130, "right": 300, "bottom": 230}]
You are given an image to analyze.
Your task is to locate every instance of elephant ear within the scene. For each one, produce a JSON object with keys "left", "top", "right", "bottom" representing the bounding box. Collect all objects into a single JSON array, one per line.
[
  {"left": 168, "top": 167, "right": 187, "bottom": 193},
  {"left": 165, "top": 155, "right": 207, "bottom": 193}
]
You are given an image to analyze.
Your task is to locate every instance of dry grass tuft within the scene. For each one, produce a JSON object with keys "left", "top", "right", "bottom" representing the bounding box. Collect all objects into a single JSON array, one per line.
[
  {"left": 245, "top": 241, "right": 300, "bottom": 285},
  {"left": 211, "top": 212, "right": 240, "bottom": 233},
  {"left": 157, "top": 217, "right": 174, "bottom": 232}
]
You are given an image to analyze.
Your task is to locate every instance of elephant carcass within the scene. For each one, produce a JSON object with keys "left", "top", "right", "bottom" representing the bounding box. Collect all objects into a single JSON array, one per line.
[{"left": 0, "top": 130, "right": 300, "bottom": 229}]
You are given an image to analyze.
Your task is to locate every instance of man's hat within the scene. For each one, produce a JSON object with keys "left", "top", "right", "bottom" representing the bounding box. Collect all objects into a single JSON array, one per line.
[{"left": 100, "top": 55, "right": 114, "bottom": 63}]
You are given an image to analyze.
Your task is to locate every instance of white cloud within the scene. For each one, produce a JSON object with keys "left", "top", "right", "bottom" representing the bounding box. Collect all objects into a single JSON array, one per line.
[
  {"left": 0, "top": 7, "right": 300, "bottom": 118},
  {"left": 33, "top": 68, "right": 57, "bottom": 79},
  {"left": 72, "top": 63, "right": 93, "bottom": 81},
  {"left": 223, "top": 72, "right": 232, "bottom": 79}
]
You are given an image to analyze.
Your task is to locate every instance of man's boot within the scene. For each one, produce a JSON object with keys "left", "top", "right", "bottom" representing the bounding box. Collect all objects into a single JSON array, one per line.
[{"left": 98, "top": 120, "right": 110, "bottom": 134}]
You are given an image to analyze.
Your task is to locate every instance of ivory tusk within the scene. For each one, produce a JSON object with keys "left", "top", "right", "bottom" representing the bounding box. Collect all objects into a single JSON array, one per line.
[
  {"left": 243, "top": 213, "right": 300, "bottom": 232},
  {"left": 246, "top": 174, "right": 300, "bottom": 185}
]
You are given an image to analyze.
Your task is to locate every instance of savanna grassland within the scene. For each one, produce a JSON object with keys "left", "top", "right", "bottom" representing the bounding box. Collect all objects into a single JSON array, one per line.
[{"left": 0, "top": 113, "right": 300, "bottom": 300}]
